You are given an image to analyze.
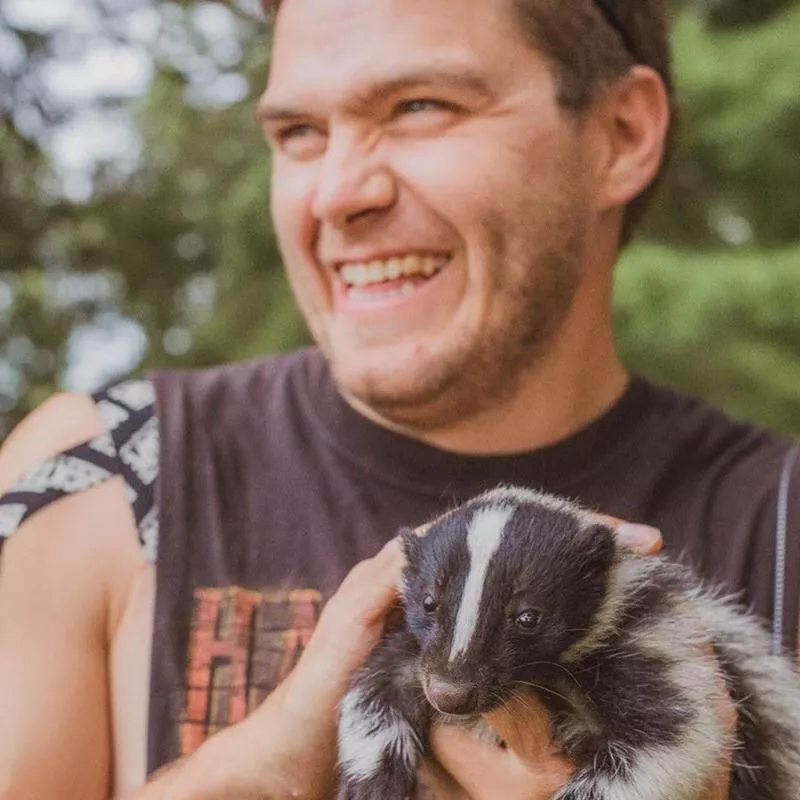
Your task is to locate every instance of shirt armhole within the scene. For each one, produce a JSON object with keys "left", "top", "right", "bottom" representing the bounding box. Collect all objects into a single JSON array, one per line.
[{"left": 0, "top": 379, "right": 160, "bottom": 564}]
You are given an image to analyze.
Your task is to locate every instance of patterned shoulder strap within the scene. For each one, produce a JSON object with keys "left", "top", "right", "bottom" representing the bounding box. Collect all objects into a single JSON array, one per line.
[
  {"left": 0, "top": 380, "right": 161, "bottom": 562},
  {"left": 772, "top": 444, "right": 800, "bottom": 654}
]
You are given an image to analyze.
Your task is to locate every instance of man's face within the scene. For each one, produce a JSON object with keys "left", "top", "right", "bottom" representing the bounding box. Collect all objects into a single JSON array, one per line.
[{"left": 261, "top": 0, "right": 600, "bottom": 427}]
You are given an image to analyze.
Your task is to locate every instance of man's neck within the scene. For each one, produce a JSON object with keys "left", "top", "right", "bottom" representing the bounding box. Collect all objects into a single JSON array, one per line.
[
  {"left": 343, "top": 309, "right": 629, "bottom": 456},
  {"left": 425, "top": 358, "right": 629, "bottom": 456}
]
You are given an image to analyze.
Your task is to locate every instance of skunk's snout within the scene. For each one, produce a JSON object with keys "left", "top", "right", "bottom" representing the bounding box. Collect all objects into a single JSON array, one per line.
[{"left": 424, "top": 675, "right": 479, "bottom": 715}]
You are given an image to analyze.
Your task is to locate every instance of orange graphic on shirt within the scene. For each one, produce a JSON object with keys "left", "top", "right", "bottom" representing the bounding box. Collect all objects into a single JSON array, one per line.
[{"left": 180, "top": 586, "right": 322, "bottom": 755}]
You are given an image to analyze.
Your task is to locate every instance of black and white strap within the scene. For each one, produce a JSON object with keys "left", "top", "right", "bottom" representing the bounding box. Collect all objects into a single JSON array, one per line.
[
  {"left": 0, "top": 380, "right": 161, "bottom": 562},
  {"left": 772, "top": 444, "right": 800, "bottom": 654}
]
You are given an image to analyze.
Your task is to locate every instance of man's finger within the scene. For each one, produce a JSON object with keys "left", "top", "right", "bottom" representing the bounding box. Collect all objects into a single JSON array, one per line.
[
  {"left": 429, "top": 718, "right": 573, "bottom": 800},
  {"left": 697, "top": 650, "right": 735, "bottom": 800},
  {"left": 418, "top": 758, "right": 470, "bottom": 800},
  {"left": 374, "top": 534, "right": 405, "bottom": 563},
  {"left": 592, "top": 513, "right": 663, "bottom": 555},
  {"left": 481, "top": 691, "right": 557, "bottom": 760},
  {"left": 700, "top": 766, "right": 732, "bottom": 800}
]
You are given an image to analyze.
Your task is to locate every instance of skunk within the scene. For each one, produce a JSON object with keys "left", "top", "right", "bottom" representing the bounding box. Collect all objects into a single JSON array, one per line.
[{"left": 338, "top": 486, "right": 800, "bottom": 799}]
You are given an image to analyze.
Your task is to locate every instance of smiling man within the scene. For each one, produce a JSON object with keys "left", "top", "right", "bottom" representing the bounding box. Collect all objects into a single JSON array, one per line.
[
  {"left": 0, "top": 0, "right": 796, "bottom": 798},
  {"left": 261, "top": 0, "right": 632, "bottom": 449}
]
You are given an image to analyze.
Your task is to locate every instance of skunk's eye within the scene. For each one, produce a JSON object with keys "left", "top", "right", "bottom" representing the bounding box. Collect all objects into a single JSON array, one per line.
[
  {"left": 514, "top": 608, "right": 542, "bottom": 630},
  {"left": 423, "top": 594, "right": 438, "bottom": 613}
]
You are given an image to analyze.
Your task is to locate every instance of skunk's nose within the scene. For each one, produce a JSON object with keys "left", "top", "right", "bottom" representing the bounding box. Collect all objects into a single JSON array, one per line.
[{"left": 425, "top": 676, "right": 479, "bottom": 715}]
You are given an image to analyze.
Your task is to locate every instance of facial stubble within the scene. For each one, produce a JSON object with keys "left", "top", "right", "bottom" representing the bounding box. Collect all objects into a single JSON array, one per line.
[{"left": 329, "top": 197, "right": 588, "bottom": 432}]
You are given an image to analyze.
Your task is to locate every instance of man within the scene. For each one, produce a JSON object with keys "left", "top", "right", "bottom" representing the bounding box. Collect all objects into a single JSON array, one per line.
[{"left": 0, "top": 0, "right": 795, "bottom": 797}]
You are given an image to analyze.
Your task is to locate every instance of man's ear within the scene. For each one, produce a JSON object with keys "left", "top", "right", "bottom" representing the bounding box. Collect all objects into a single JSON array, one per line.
[{"left": 594, "top": 65, "right": 671, "bottom": 212}]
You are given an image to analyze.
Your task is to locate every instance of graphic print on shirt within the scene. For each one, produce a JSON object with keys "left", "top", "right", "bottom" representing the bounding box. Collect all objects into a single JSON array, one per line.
[{"left": 179, "top": 586, "right": 323, "bottom": 755}]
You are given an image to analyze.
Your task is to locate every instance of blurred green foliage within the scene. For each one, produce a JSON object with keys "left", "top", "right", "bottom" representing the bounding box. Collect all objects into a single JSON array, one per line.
[
  {"left": 616, "top": 244, "right": 800, "bottom": 435},
  {"left": 0, "top": 0, "right": 798, "bottom": 439}
]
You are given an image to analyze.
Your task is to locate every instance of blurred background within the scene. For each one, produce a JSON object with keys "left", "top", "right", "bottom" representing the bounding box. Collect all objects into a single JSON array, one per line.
[{"left": 0, "top": 0, "right": 798, "bottom": 441}]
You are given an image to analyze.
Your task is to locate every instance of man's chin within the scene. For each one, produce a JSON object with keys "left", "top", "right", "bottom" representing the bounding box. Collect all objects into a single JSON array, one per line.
[{"left": 330, "top": 353, "right": 465, "bottom": 428}]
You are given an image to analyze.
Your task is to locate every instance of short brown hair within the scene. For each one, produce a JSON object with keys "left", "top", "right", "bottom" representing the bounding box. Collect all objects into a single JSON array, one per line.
[
  {"left": 512, "top": 0, "right": 674, "bottom": 243},
  {"left": 262, "top": 0, "right": 674, "bottom": 243}
]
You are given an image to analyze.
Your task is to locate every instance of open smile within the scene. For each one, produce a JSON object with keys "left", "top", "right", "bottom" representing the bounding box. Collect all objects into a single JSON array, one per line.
[{"left": 334, "top": 253, "right": 452, "bottom": 307}]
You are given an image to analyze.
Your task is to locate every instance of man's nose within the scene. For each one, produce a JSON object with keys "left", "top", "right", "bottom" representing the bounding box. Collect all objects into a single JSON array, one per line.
[
  {"left": 311, "top": 138, "right": 396, "bottom": 227},
  {"left": 424, "top": 675, "right": 480, "bottom": 716}
]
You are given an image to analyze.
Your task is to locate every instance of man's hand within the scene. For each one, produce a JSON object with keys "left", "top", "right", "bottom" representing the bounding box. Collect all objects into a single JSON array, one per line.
[
  {"left": 420, "top": 692, "right": 573, "bottom": 799},
  {"left": 423, "top": 687, "right": 734, "bottom": 800},
  {"left": 254, "top": 534, "right": 408, "bottom": 798},
  {"left": 134, "top": 537, "right": 406, "bottom": 800}
]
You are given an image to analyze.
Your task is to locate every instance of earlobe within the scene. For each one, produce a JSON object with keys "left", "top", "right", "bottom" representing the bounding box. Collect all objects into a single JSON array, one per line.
[{"left": 597, "top": 65, "right": 671, "bottom": 212}]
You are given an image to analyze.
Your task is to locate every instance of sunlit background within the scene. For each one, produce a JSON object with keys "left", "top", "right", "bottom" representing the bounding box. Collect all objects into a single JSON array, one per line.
[{"left": 1, "top": 0, "right": 799, "bottom": 439}]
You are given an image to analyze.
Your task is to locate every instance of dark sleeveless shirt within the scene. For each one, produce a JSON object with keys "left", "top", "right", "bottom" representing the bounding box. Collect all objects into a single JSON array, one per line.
[
  {"left": 0, "top": 348, "right": 797, "bottom": 777},
  {"left": 147, "top": 349, "right": 799, "bottom": 773}
]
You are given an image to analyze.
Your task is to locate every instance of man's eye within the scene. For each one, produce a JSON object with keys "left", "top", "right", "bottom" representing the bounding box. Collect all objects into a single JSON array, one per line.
[
  {"left": 277, "top": 123, "right": 316, "bottom": 142},
  {"left": 397, "top": 99, "right": 455, "bottom": 116},
  {"left": 271, "top": 124, "right": 326, "bottom": 158}
]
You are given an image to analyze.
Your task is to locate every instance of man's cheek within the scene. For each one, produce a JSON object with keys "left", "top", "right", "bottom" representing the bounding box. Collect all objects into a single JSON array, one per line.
[
  {"left": 390, "top": 145, "right": 488, "bottom": 212},
  {"left": 270, "top": 168, "right": 317, "bottom": 243}
]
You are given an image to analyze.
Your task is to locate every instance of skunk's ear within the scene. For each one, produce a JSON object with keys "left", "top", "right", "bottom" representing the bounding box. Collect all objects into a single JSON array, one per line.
[
  {"left": 399, "top": 526, "right": 422, "bottom": 566},
  {"left": 576, "top": 523, "right": 617, "bottom": 571}
]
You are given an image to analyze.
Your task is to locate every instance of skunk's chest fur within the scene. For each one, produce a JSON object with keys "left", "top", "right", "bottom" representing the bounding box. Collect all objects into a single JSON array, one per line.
[{"left": 337, "top": 487, "right": 800, "bottom": 800}]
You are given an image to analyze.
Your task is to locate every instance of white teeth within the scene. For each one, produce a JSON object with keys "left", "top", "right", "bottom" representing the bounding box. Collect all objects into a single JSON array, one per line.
[
  {"left": 340, "top": 264, "right": 368, "bottom": 287},
  {"left": 348, "top": 280, "right": 417, "bottom": 303},
  {"left": 386, "top": 258, "right": 403, "bottom": 280},
  {"left": 338, "top": 255, "right": 449, "bottom": 287}
]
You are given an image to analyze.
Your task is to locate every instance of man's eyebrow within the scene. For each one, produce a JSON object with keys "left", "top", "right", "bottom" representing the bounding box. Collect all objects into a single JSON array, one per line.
[
  {"left": 257, "top": 67, "right": 494, "bottom": 122},
  {"left": 256, "top": 102, "right": 305, "bottom": 124},
  {"left": 350, "top": 68, "right": 494, "bottom": 108}
]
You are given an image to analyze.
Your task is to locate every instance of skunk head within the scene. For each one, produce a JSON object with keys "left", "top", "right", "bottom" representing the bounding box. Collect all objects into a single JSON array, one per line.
[{"left": 401, "top": 488, "right": 616, "bottom": 716}]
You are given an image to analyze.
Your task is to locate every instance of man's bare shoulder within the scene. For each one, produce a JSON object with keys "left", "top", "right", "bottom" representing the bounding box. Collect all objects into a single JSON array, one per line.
[
  {"left": 0, "top": 392, "right": 145, "bottom": 630},
  {"left": 0, "top": 392, "right": 106, "bottom": 490}
]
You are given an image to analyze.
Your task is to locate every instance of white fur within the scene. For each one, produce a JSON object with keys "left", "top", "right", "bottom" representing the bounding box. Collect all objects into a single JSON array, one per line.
[
  {"left": 692, "top": 590, "right": 800, "bottom": 782},
  {"left": 474, "top": 486, "right": 595, "bottom": 527},
  {"left": 449, "top": 505, "right": 515, "bottom": 662},
  {"left": 562, "top": 556, "right": 640, "bottom": 663},
  {"left": 338, "top": 688, "right": 420, "bottom": 781},
  {"left": 613, "top": 608, "right": 729, "bottom": 799}
]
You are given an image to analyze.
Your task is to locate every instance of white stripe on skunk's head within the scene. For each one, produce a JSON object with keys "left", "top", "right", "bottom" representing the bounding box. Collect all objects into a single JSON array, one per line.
[{"left": 401, "top": 488, "right": 617, "bottom": 716}]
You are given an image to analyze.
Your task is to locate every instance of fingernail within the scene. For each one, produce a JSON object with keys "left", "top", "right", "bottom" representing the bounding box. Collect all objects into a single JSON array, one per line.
[{"left": 616, "top": 522, "right": 663, "bottom": 554}]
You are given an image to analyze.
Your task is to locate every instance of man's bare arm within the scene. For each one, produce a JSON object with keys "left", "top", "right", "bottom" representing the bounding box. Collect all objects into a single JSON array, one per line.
[{"left": 0, "top": 395, "right": 143, "bottom": 800}]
